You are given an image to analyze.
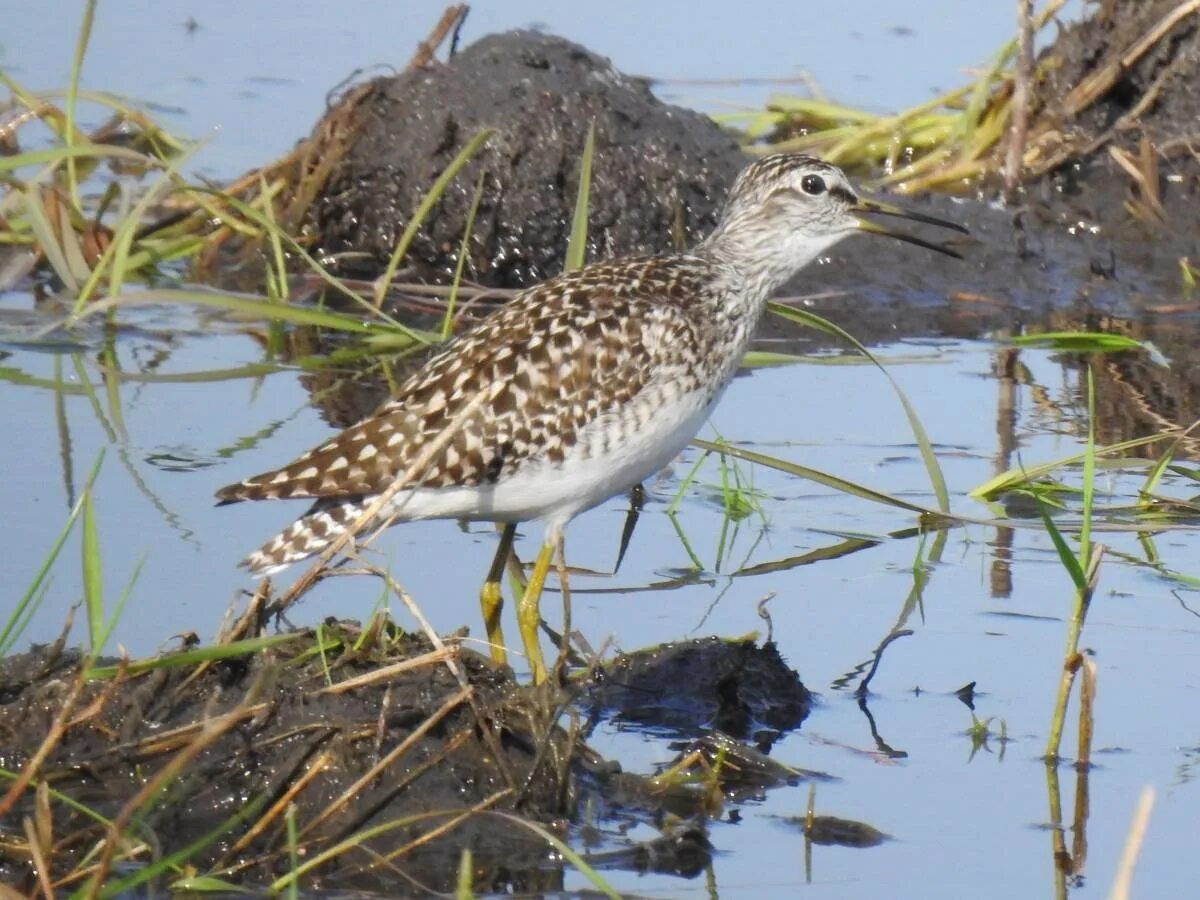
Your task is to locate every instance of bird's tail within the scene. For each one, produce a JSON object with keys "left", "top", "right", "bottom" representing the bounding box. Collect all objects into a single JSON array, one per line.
[{"left": 241, "top": 498, "right": 371, "bottom": 576}]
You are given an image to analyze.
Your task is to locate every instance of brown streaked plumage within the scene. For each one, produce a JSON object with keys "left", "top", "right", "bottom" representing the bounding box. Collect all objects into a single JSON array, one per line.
[{"left": 217, "top": 153, "right": 966, "bottom": 681}]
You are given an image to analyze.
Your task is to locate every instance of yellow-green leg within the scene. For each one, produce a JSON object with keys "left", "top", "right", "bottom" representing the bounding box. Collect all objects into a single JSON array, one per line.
[
  {"left": 552, "top": 533, "right": 571, "bottom": 680},
  {"left": 480, "top": 523, "right": 516, "bottom": 664},
  {"left": 519, "top": 541, "right": 554, "bottom": 684}
]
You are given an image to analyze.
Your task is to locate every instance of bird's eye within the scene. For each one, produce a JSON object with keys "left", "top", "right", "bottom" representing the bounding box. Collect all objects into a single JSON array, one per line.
[{"left": 800, "top": 174, "right": 826, "bottom": 195}]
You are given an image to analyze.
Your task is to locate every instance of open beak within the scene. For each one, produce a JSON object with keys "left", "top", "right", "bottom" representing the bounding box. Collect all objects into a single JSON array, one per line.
[{"left": 852, "top": 197, "right": 967, "bottom": 259}]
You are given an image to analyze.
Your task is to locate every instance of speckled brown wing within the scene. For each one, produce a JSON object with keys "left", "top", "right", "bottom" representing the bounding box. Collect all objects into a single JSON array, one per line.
[{"left": 214, "top": 257, "right": 714, "bottom": 505}]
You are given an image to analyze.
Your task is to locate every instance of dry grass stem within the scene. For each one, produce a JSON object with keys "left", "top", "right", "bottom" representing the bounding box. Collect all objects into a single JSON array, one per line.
[
  {"left": 1004, "top": 0, "right": 1035, "bottom": 196},
  {"left": 406, "top": 4, "right": 469, "bottom": 70},
  {"left": 1107, "top": 787, "right": 1156, "bottom": 900},
  {"left": 228, "top": 750, "right": 335, "bottom": 854},
  {"left": 319, "top": 646, "right": 455, "bottom": 694},
  {"left": 298, "top": 685, "right": 472, "bottom": 839}
]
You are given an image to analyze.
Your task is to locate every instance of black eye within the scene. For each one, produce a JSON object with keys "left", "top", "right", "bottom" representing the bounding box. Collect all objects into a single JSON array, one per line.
[{"left": 800, "top": 174, "right": 826, "bottom": 195}]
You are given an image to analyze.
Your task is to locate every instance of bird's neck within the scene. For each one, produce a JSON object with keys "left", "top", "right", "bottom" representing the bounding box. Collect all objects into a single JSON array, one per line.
[{"left": 699, "top": 216, "right": 846, "bottom": 315}]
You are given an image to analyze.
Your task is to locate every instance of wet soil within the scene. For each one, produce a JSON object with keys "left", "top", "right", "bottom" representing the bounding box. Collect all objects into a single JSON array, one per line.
[
  {"left": 0, "top": 629, "right": 570, "bottom": 893},
  {"left": 1034, "top": 0, "right": 1200, "bottom": 183},
  {"left": 0, "top": 625, "right": 812, "bottom": 893},
  {"left": 583, "top": 637, "right": 812, "bottom": 745}
]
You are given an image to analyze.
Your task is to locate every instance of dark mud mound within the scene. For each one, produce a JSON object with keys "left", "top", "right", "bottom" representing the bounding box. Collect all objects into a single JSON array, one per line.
[
  {"left": 0, "top": 631, "right": 580, "bottom": 894},
  {"left": 311, "top": 30, "right": 744, "bottom": 287},
  {"left": 583, "top": 637, "right": 812, "bottom": 743},
  {"left": 1036, "top": 0, "right": 1200, "bottom": 167},
  {"left": 1014, "top": 1, "right": 1200, "bottom": 254}
]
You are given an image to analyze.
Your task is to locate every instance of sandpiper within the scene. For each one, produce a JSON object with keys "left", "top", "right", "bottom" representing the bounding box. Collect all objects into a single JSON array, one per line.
[{"left": 216, "top": 153, "right": 965, "bottom": 682}]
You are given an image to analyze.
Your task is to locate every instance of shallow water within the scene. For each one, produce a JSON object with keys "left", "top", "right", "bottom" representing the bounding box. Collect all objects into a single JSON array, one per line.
[
  {"left": 5, "top": 306, "right": 1199, "bottom": 897},
  {"left": 4, "top": 3, "right": 1197, "bottom": 898}
]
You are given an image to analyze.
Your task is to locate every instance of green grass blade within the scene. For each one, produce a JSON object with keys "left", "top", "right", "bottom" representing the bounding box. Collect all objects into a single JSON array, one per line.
[
  {"left": 768, "top": 301, "right": 950, "bottom": 512},
  {"left": 764, "top": 95, "right": 880, "bottom": 123},
  {"left": 63, "top": 0, "right": 97, "bottom": 210},
  {"left": 1138, "top": 422, "right": 1198, "bottom": 502},
  {"left": 955, "top": 37, "right": 1016, "bottom": 145},
  {"left": 1035, "top": 501, "right": 1087, "bottom": 591},
  {"left": 0, "top": 143, "right": 160, "bottom": 172},
  {"left": 564, "top": 121, "right": 595, "bottom": 273},
  {"left": 286, "top": 803, "right": 300, "bottom": 900},
  {"left": 22, "top": 187, "right": 81, "bottom": 292},
  {"left": 77, "top": 140, "right": 204, "bottom": 307},
  {"left": 100, "top": 342, "right": 128, "bottom": 441},
  {"left": 81, "top": 487, "right": 104, "bottom": 652},
  {"left": 374, "top": 128, "right": 494, "bottom": 306},
  {"left": 86, "top": 555, "right": 145, "bottom": 670},
  {"left": 260, "top": 175, "right": 289, "bottom": 303},
  {"left": 692, "top": 437, "right": 936, "bottom": 516},
  {"left": 740, "top": 350, "right": 810, "bottom": 367},
  {"left": 456, "top": 848, "right": 475, "bottom": 899},
  {"left": 85, "top": 633, "right": 308, "bottom": 678},
  {"left": 1008, "top": 331, "right": 1145, "bottom": 352},
  {"left": 57, "top": 199, "right": 94, "bottom": 283},
  {"left": 0, "top": 582, "right": 53, "bottom": 660},
  {"left": 1079, "top": 368, "right": 1096, "bottom": 572},
  {"left": 970, "top": 432, "right": 1173, "bottom": 499},
  {"left": 186, "top": 187, "right": 423, "bottom": 339},
  {"left": 442, "top": 169, "right": 487, "bottom": 340}
]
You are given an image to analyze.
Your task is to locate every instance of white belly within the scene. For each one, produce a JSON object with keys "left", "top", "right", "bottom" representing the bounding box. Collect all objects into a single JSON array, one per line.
[{"left": 378, "top": 386, "right": 716, "bottom": 530}]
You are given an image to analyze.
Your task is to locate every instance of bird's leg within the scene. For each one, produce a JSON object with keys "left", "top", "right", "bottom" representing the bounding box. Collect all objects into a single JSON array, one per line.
[
  {"left": 613, "top": 484, "right": 644, "bottom": 575},
  {"left": 552, "top": 533, "right": 572, "bottom": 681},
  {"left": 519, "top": 541, "right": 553, "bottom": 684},
  {"left": 480, "top": 522, "right": 516, "bottom": 665},
  {"left": 505, "top": 534, "right": 526, "bottom": 590}
]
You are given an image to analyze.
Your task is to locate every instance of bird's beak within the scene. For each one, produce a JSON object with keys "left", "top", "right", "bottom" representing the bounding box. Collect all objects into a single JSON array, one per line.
[{"left": 851, "top": 197, "right": 967, "bottom": 259}]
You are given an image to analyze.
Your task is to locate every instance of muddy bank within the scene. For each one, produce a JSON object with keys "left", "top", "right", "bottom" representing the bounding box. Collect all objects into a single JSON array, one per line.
[
  {"left": 1031, "top": 0, "right": 1200, "bottom": 196},
  {"left": 805, "top": 0, "right": 1200, "bottom": 339},
  {"left": 0, "top": 629, "right": 571, "bottom": 893},
  {"left": 0, "top": 626, "right": 818, "bottom": 893}
]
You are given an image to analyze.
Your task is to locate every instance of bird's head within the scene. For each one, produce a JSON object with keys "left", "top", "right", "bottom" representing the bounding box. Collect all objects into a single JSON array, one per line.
[{"left": 705, "top": 153, "right": 966, "bottom": 293}]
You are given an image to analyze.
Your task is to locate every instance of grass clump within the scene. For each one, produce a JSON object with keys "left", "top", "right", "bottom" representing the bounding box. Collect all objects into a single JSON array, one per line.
[{"left": 718, "top": 0, "right": 1196, "bottom": 195}]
